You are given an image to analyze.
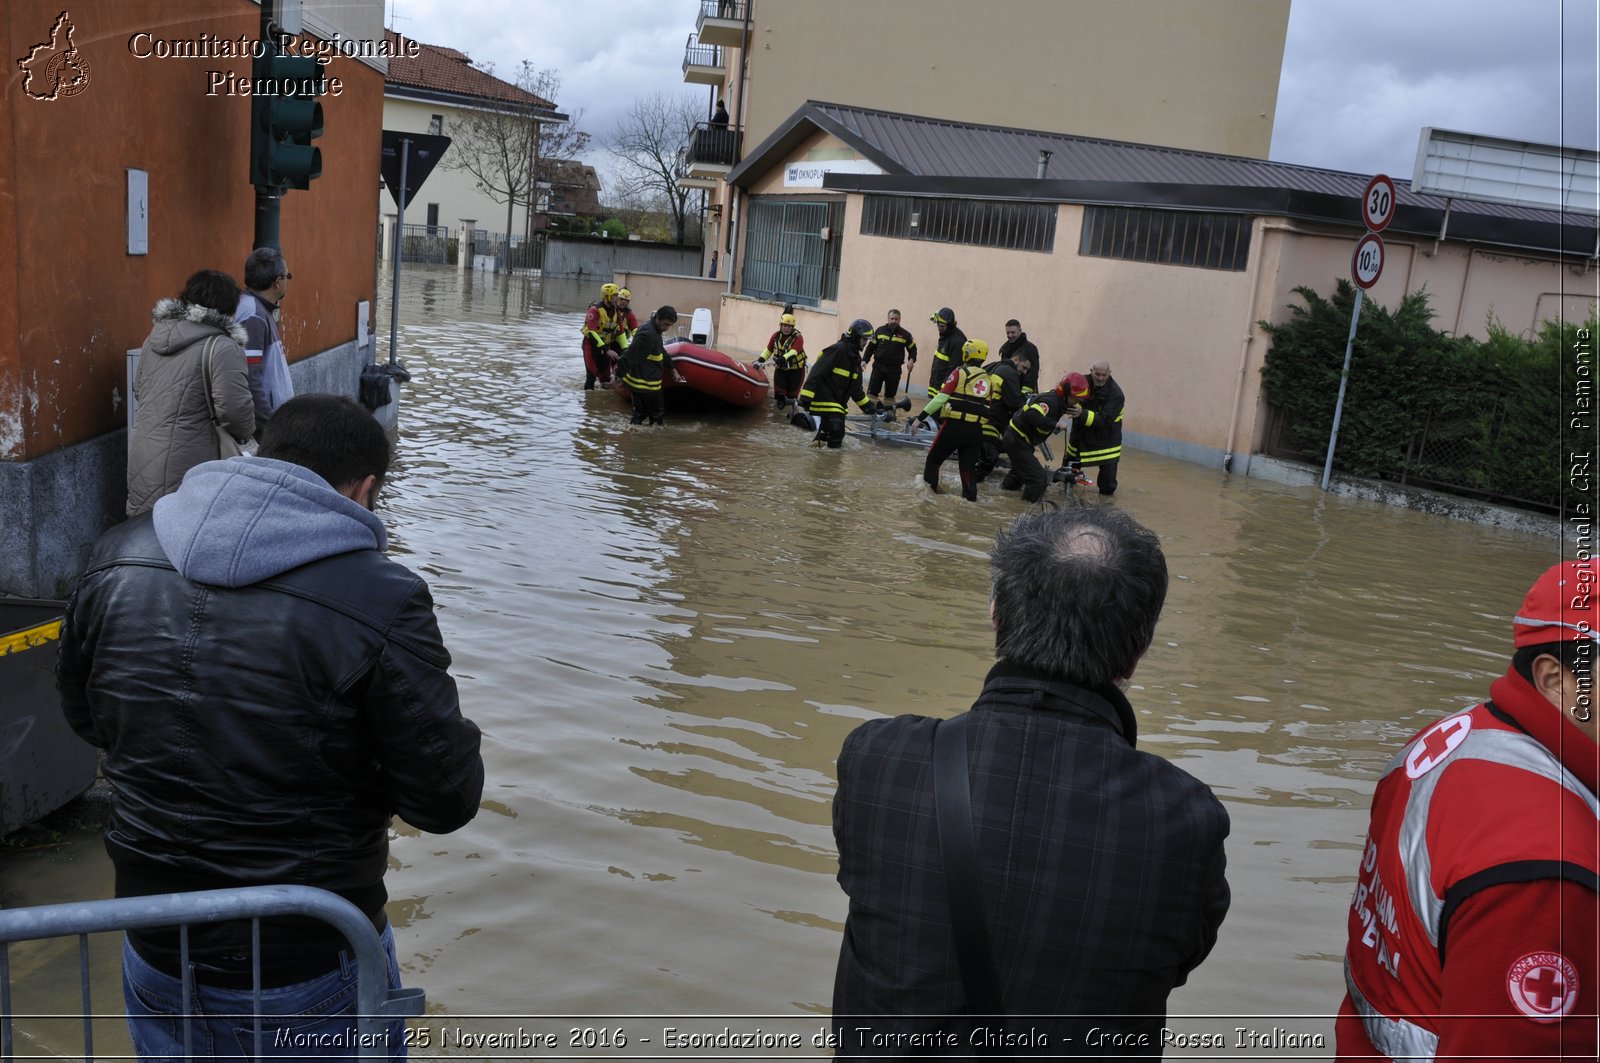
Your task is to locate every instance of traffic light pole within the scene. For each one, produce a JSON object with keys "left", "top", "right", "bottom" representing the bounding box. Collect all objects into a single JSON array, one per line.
[{"left": 253, "top": 4, "right": 281, "bottom": 252}]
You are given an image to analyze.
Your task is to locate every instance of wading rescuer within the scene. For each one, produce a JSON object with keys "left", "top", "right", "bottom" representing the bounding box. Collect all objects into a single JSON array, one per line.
[
  {"left": 863, "top": 309, "right": 917, "bottom": 410},
  {"left": 797, "top": 318, "right": 876, "bottom": 448},
  {"left": 758, "top": 313, "right": 806, "bottom": 409},
  {"left": 620, "top": 306, "right": 679, "bottom": 426},
  {"left": 998, "top": 373, "right": 1086, "bottom": 503},
  {"left": 927, "top": 307, "right": 967, "bottom": 396},
  {"left": 973, "top": 347, "right": 1030, "bottom": 483},
  {"left": 1335, "top": 561, "right": 1599, "bottom": 1061},
  {"left": 581, "top": 282, "right": 627, "bottom": 389},
  {"left": 1059, "top": 359, "right": 1124, "bottom": 494},
  {"left": 912, "top": 338, "right": 993, "bottom": 502}
]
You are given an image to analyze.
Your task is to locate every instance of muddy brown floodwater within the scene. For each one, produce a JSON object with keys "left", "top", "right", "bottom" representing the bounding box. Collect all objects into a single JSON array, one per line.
[{"left": 1, "top": 265, "right": 1556, "bottom": 1058}]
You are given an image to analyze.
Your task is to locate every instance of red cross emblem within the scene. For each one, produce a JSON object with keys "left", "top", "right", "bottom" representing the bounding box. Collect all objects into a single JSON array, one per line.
[
  {"left": 1508, "top": 952, "right": 1580, "bottom": 1023},
  {"left": 972, "top": 378, "right": 990, "bottom": 397},
  {"left": 1404, "top": 715, "right": 1472, "bottom": 779}
]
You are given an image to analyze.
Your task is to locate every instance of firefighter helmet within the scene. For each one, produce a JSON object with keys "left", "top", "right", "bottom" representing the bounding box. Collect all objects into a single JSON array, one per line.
[
  {"left": 847, "top": 318, "right": 874, "bottom": 340},
  {"left": 962, "top": 338, "right": 989, "bottom": 363},
  {"left": 617, "top": 287, "right": 632, "bottom": 301},
  {"left": 1056, "top": 372, "right": 1090, "bottom": 399},
  {"left": 930, "top": 307, "right": 954, "bottom": 326},
  {"left": 780, "top": 314, "right": 797, "bottom": 327},
  {"left": 600, "top": 282, "right": 620, "bottom": 299}
]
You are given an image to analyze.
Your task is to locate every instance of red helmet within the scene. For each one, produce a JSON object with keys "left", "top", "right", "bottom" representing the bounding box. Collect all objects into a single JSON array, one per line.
[{"left": 1056, "top": 372, "right": 1090, "bottom": 399}]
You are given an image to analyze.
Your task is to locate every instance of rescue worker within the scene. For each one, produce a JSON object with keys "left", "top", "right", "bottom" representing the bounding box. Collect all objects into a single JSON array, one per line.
[
  {"left": 911, "top": 337, "right": 992, "bottom": 502},
  {"left": 797, "top": 318, "right": 876, "bottom": 448},
  {"left": 973, "top": 347, "right": 1031, "bottom": 483},
  {"left": 862, "top": 309, "right": 917, "bottom": 409},
  {"left": 1335, "top": 560, "right": 1599, "bottom": 1061},
  {"left": 759, "top": 313, "right": 806, "bottom": 409},
  {"left": 613, "top": 288, "right": 640, "bottom": 349},
  {"left": 926, "top": 307, "right": 967, "bottom": 396},
  {"left": 999, "top": 373, "right": 1085, "bottom": 503},
  {"left": 619, "top": 306, "right": 678, "bottom": 426},
  {"left": 1059, "top": 359, "right": 1125, "bottom": 495},
  {"left": 581, "top": 282, "right": 626, "bottom": 389},
  {"left": 998, "top": 318, "right": 1040, "bottom": 393}
]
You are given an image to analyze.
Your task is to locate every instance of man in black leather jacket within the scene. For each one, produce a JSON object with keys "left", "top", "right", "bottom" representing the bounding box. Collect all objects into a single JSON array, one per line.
[{"left": 58, "top": 394, "right": 483, "bottom": 1059}]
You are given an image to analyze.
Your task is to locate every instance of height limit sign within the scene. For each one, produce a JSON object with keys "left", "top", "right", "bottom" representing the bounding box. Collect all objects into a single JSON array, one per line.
[{"left": 1352, "top": 232, "right": 1385, "bottom": 290}]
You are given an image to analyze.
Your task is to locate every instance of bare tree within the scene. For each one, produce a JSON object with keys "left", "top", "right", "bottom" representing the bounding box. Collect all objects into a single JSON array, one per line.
[
  {"left": 606, "top": 92, "right": 701, "bottom": 245},
  {"left": 445, "top": 63, "right": 589, "bottom": 244}
]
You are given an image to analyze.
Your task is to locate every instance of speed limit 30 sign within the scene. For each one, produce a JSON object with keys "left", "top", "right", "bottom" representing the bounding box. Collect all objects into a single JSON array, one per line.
[
  {"left": 1352, "top": 232, "right": 1385, "bottom": 289},
  {"left": 1362, "top": 173, "right": 1397, "bottom": 232}
]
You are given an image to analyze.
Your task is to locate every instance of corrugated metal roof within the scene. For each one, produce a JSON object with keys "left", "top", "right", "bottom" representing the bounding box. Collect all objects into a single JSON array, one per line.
[{"left": 756, "top": 101, "right": 1593, "bottom": 232}]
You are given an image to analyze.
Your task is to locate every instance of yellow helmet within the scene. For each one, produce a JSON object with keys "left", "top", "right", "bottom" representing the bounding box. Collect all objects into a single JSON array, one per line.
[
  {"left": 600, "top": 282, "right": 620, "bottom": 299},
  {"left": 617, "top": 287, "right": 632, "bottom": 301},
  {"left": 962, "top": 338, "right": 989, "bottom": 363},
  {"left": 780, "top": 314, "right": 796, "bottom": 327}
]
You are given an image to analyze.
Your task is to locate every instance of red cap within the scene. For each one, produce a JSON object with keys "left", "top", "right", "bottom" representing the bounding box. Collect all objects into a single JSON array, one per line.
[
  {"left": 1056, "top": 372, "right": 1090, "bottom": 399},
  {"left": 1513, "top": 561, "right": 1600, "bottom": 648}
]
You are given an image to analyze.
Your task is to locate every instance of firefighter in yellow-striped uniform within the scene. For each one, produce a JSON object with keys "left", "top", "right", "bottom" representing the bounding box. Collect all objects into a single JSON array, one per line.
[
  {"left": 1060, "top": 359, "right": 1125, "bottom": 495},
  {"left": 912, "top": 338, "right": 994, "bottom": 502},
  {"left": 796, "top": 318, "right": 876, "bottom": 448},
  {"left": 619, "top": 306, "right": 679, "bottom": 426}
]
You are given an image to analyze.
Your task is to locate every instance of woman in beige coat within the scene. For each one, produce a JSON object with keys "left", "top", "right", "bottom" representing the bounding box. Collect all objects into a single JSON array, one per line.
[{"left": 126, "top": 270, "right": 256, "bottom": 516}]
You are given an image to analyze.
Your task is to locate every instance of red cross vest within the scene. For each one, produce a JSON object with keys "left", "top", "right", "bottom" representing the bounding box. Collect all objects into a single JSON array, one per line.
[{"left": 1341, "top": 698, "right": 1600, "bottom": 1059}]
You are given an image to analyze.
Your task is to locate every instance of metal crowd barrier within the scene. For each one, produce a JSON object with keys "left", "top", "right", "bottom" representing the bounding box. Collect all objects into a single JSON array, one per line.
[{"left": 0, "top": 884, "right": 424, "bottom": 1061}]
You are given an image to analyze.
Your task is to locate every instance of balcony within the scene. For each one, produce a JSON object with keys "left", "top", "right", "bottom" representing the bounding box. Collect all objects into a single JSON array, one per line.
[
  {"left": 682, "top": 34, "right": 724, "bottom": 86},
  {"left": 685, "top": 121, "right": 742, "bottom": 181},
  {"left": 695, "top": 0, "right": 746, "bottom": 48}
]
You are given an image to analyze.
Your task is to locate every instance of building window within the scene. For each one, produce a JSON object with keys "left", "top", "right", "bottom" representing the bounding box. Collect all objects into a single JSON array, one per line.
[
  {"left": 859, "top": 194, "right": 1057, "bottom": 253},
  {"left": 1079, "top": 205, "right": 1251, "bottom": 271},
  {"left": 740, "top": 197, "right": 845, "bottom": 307},
  {"left": 428, "top": 114, "right": 443, "bottom": 135}
]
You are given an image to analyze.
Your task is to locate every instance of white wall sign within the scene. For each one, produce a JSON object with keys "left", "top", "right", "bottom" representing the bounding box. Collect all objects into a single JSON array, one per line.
[{"left": 783, "top": 158, "right": 884, "bottom": 188}]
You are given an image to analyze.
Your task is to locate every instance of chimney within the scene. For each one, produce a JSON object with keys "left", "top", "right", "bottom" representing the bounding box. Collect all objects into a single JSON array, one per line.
[{"left": 1037, "top": 149, "right": 1053, "bottom": 180}]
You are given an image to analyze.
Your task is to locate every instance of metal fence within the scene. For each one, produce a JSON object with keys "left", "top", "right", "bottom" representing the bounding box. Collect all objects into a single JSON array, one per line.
[
  {"left": 398, "top": 224, "right": 451, "bottom": 265},
  {"left": 1261, "top": 402, "right": 1559, "bottom": 513},
  {"left": 0, "top": 885, "right": 423, "bottom": 1062},
  {"left": 466, "top": 230, "right": 544, "bottom": 272}
]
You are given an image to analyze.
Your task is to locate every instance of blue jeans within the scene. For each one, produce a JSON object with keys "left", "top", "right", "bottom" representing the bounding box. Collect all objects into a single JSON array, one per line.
[{"left": 122, "top": 924, "right": 407, "bottom": 1061}]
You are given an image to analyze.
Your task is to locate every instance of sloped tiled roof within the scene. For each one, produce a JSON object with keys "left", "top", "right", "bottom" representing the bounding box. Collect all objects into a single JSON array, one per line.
[
  {"left": 384, "top": 29, "right": 554, "bottom": 110},
  {"left": 730, "top": 101, "right": 1597, "bottom": 254}
]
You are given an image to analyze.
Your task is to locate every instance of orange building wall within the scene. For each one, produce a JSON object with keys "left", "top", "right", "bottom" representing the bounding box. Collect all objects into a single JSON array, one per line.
[{"left": 1, "top": 0, "right": 381, "bottom": 462}]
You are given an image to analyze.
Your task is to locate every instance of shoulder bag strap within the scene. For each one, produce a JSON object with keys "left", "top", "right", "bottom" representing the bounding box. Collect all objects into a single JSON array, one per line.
[{"left": 932, "top": 713, "right": 1005, "bottom": 1016}]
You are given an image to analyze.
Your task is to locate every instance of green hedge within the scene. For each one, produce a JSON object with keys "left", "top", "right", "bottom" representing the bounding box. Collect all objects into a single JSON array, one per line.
[{"left": 1259, "top": 280, "right": 1586, "bottom": 511}]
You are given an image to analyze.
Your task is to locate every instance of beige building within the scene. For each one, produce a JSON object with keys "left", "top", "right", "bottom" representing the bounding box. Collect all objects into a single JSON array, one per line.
[
  {"left": 683, "top": 0, "right": 1292, "bottom": 261},
  {"left": 710, "top": 102, "right": 1597, "bottom": 476}
]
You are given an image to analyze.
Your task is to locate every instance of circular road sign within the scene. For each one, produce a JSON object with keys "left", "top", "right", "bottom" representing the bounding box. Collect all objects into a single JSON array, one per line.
[
  {"left": 1352, "top": 232, "right": 1385, "bottom": 289},
  {"left": 1362, "top": 173, "right": 1397, "bottom": 232}
]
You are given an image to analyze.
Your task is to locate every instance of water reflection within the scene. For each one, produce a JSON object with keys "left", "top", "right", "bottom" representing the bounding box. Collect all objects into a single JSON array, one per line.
[{"left": 2, "top": 265, "right": 1556, "bottom": 1046}]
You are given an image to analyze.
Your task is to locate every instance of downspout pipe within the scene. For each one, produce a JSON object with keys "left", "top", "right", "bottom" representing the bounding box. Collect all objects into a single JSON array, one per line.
[{"left": 724, "top": 0, "right": 753, "bottom": 295}]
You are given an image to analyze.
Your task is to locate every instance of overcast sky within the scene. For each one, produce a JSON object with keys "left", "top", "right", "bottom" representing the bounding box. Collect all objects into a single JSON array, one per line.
[{"left": 390, "top": 0, "right": 1600, "bottom": 188}]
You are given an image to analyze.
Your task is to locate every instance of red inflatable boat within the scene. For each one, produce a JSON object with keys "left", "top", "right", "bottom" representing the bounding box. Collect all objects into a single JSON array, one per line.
[{"left": 611, "top": 341, "right": 769, "bottom": 409}]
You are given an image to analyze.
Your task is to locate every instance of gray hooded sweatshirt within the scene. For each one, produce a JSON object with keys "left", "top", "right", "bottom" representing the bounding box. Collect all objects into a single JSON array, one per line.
[{"left": 153, "top": 457, "right": 386, "bottom": 587}]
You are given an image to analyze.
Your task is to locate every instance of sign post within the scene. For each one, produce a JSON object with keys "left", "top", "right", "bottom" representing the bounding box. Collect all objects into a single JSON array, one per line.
[
  {"left": 379, "top": 131, "right": 451, "bottom": 368},
  {"left": 1322, "top": 175, "right": 1393, "bottom": 490}
]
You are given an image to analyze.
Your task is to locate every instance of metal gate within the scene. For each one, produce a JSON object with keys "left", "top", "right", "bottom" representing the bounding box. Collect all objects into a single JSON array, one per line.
[{"left": 0, "top": 885, "right": 423, "bottom": 1061}]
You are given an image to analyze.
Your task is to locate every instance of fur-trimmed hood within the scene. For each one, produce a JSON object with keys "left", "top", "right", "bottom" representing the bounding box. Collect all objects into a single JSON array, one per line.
[{"left": 147, "top": 296, "right": 248, "bottom": 354}]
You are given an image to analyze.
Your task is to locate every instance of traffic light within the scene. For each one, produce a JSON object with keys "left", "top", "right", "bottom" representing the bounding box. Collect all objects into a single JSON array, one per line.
[{"left": 249, "top": 46, "right": 325, "bottom": 191}]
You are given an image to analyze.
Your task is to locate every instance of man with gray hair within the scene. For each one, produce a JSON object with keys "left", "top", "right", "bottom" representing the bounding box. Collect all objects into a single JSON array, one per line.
[
  {"left": 236, "top": 246, "right": 296, "bottom": 437},
  {"left": 831, "top": 505, "right": 1230, "bottom": 1055}
]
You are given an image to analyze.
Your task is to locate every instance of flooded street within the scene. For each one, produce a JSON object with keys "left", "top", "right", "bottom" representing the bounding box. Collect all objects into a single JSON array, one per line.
[{"left": 3, "top": 264, "right": 1555, "bottom": 1055}]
